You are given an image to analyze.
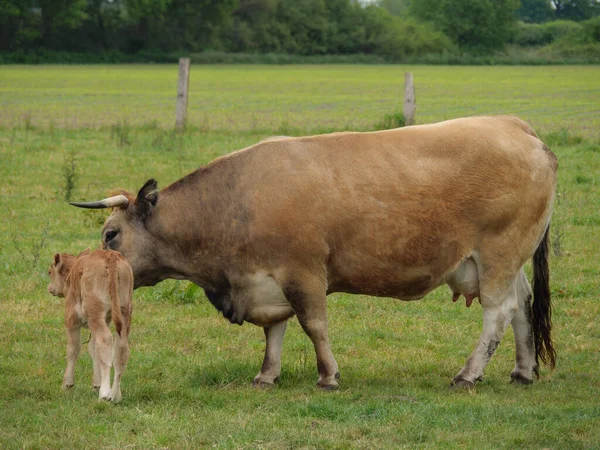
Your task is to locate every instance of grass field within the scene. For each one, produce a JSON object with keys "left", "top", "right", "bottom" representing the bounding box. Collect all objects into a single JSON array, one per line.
[
  {"left": 1, "top": 65, "right": 600, "bottom": 449},
  {"left": 1, "top": 65, "right": 599, "bottom": 138}
]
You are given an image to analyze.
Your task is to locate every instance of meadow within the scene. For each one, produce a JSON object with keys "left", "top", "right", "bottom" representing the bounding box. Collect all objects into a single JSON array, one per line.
[{"left": 0, "top": 65, "right": 599, "bottom": 449}]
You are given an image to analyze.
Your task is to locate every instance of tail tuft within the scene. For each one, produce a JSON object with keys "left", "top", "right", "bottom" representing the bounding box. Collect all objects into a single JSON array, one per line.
[{"left": 532, "top": 225, "right": 556, "bottom": 368}]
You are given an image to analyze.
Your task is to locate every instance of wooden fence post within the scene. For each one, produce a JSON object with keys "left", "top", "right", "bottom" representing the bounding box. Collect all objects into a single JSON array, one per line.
[
  {"left": 175, "top": 57, "right": 190, "bottom": 131},
  {"left": 404, "top": 72, "right": 415, "bottom": 126}
]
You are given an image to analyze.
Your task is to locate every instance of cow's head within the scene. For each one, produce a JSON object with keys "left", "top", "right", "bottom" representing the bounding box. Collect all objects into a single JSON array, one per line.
[{"left": 70, "top": 179, "right": 159, "bottom": 287}]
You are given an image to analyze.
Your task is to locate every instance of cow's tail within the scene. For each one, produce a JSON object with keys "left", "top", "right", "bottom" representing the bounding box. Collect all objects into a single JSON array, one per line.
[
  {"left": 532, "top": 225, "right": 556, "bottom": 370},
  {"left": 108, "top": 253, "right": 124, "bottom": 338}
]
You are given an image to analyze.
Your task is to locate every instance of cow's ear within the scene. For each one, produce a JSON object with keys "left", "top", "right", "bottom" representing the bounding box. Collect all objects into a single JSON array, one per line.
[
  {"left": 134, "top": 179, "right": 159, "bottom": 219},
  {"left": 78, "top": 248, "right": 91, "bottom": 257},
  {"left": 54, "top": 253, "right": 61, "bottom": 265}
]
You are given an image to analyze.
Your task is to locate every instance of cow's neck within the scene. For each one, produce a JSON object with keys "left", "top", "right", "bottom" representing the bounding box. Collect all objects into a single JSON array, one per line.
[{"left": 148, "top": 162, "right": 250, "bottom": 290}]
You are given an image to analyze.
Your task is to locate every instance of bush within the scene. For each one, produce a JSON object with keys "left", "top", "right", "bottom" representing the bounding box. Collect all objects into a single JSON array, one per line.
[
  {"left": 539, "top": 16, "right": 600, "bottom": 62},
  {"left": 513, "top": 20, "right": 584, "bottom": 47}
]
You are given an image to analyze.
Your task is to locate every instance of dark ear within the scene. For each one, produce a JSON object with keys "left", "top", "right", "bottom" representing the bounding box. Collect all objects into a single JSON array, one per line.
[
  {"left": 78, "top": 248, "right": 91, "bottom": 257},
  {"left": 134, "top": 179, "right": 159, "bottom": 219},
  {"left": 54, "top": 253, "right": 61, "bottom": 265}
]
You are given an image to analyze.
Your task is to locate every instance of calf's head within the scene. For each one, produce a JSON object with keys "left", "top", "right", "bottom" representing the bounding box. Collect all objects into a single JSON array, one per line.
[
  {"left": 70, "top": 179, "right": 159, "bottom": 287},
  {"left": 47, "top": 249, "right": 88, "bottom": 296}
]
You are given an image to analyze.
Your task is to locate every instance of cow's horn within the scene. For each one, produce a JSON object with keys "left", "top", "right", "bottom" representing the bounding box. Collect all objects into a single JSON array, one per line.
[{"left": 70, "top": 195, "right": 130, "bottom": 209}]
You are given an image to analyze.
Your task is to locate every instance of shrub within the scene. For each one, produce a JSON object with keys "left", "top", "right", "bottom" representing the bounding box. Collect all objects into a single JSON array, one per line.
[{"left": 513, "top": 20, "right": 583, "bottom": 47}]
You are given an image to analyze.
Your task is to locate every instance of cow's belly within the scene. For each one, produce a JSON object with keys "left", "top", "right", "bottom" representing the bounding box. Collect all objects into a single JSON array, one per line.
[
  {"left": 328, "top": 272, "right": 438, "bottom": 300},
  {"left": 236, "top": 272, "right": 295, "bottom": 326},
  {"left": 326, "top": 252, "right": 458, "bottom": 300}
]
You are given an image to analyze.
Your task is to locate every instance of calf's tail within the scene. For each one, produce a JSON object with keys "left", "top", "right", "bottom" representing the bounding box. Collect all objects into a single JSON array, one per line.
[
  {"left": 108, "top": 253, "right": 124, "bottom": 338},
  {"left": 532, "top": 225, "right": 556, "bottom": 369}
]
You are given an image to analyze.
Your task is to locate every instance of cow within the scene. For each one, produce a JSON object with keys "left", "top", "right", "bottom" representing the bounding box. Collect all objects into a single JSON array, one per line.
[
  {"left": 70, "top": 115, "right": 557, "bottom": 389},
  {"left": 47, "top": 248, "right": 133, "bottom": 402}
]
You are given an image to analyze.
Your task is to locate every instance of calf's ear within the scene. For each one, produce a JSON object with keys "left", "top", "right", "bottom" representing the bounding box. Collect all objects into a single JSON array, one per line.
[
  {"left": 54, "top": 253, "right": 61, "bottom": 265},
  {"left": 134, "top": 179, "right": 159, "bottom": 220},
  {"left": 78, "top": 248, "right": 91, "bottom": 257}
]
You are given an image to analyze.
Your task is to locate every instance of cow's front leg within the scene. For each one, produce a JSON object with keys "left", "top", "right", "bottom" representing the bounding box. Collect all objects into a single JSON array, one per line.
[
  {"left": 453, "top": 278, "right": 518, "bottom": 388},
  {"left": 253, "top": 320, "right": 288, "bottom": 387},
  {"left": 283, "top": 281, "right": 339, "bottom": 390},
  {"left": 63, "top": 325, "right": 81, "bottom": 389}
]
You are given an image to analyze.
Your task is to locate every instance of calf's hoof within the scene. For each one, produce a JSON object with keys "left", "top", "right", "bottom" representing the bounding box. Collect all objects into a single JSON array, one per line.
[
  {"left": 510, "top": 372, "right": 533, "bottom": 385},
  {"left": 93, "top": 385, "right": 100, "bottom": 391},
  {"left": 62, "top": 383, "right": 74, "bottom": 390}
]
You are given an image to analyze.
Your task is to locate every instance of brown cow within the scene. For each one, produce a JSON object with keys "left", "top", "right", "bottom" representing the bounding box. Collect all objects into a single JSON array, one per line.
[
  {"left": 47, "top": 248, "right": 133, "bottom": 402},
  {"left": 70, "top": 116, "right": 557, "bottom": 389}
]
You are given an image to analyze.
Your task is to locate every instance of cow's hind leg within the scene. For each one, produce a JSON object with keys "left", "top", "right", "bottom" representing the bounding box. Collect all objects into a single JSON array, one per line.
[
  {"left": 510, "top": 268, "right": 538, "bottom": 384},
  {"left": 282, "top": 279, "right": 339, "bottom": 389},
  {"left": 253, "top": 320, "right": 287, "bottom": 387},
  {"left": 452, "top": 274, "right": 519, "bottom": 388},
  {"left": 89, "top": 318, "right": 113, "bottom": 401}
]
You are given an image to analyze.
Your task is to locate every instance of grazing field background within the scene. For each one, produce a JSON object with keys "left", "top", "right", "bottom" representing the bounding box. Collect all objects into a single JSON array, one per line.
[{"left": 0, "top": 65, "right": 599, "bottom": 449}]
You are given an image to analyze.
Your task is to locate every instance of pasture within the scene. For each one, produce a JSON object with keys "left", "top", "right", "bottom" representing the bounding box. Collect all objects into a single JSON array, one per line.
[{"left": 1, "top": 65, "right": 599, "bottom": 449}]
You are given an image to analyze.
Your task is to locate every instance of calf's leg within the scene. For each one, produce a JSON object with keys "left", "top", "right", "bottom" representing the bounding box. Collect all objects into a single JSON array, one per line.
[
  {"left": 89, "top": 318, "right": 113, "bottom": 401},
  {"left": 63, "top": 325, "right": 81, "bottom": 389},
  {"left": 88, "top": 338, "right": 101, "bottom": 390},
  {"left": 110, "top": 330, "right": 130, "bottom": 403}
]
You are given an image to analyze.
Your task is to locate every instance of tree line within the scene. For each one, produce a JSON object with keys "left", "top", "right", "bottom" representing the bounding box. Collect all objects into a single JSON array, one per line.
[{"left": 1, "top": 0, "right": 599, "bottom": 58}]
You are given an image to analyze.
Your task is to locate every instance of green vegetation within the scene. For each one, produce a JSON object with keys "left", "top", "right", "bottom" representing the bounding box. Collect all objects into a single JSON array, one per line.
[
  {"left": 1, "top": 0, "right": 600, "bottom": 64},
  {"left": 1, "top": 65, "right": 599, "bottom": 448},
  {"left": 1, "top": 65, "right": 599, "bottom": 138}
]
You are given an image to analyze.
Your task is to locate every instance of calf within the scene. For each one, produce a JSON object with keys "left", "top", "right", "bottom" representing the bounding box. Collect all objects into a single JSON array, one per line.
[{"left": 47, "top": 248, "right": 133, "bottom": 402}]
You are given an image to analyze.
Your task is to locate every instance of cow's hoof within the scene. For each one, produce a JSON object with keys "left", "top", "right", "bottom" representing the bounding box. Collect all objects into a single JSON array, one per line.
[
  {"left": 510, "top": 372, "right": 533, "bottom": 385},
  {"left": 252, "top": 375, "right": 279, "bottom": 388},
  {"left": 317, "top": 382, "right": 339, "bottom": 391},
  {"left": 450, "top": 377, "right": 475, "bottom": 389},
  {"left": 62, "top": 383, "right": 74, "bottom": 390},
  {"left": 252, "top": 380, "right": 276, "bottom": 389},
  {"left": 93, "top": 385, "right": 100, "bottom": 391},
  {"left": 335, "top": 371, "right": 341, "bottom": 380}
]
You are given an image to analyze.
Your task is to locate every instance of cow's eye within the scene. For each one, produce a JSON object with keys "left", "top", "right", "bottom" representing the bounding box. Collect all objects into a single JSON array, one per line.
[{"left": 105, "top": 230, "right": 119, "bottom": 243}]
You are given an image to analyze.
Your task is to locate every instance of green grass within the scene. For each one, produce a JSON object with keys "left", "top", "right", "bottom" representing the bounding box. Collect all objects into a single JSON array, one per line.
[
  {"left": 1, "top": 66, "right": 600, "bottom": 448},
  {"left": 1, "top": 65, "right": 599, "bottom": 138}
]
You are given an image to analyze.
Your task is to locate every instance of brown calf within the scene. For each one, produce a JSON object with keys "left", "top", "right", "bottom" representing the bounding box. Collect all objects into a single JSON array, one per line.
[{"left": 47, "top": 248, "right": 133, "bottom": 402}]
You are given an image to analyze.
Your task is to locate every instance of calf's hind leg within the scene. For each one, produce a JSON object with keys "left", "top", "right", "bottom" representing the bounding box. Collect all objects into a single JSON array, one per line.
[
  {"left": 110, "top": 330, "right": 130, "bottom": 403},
  {"left": 89, "top": 317, "right": 113, "bottom": 401},
  {"left": 63, "top": 325, "right": 81, "bottom": 389},
  {"left": 88, "top": 338, "right": 101, "bottom": 390}
]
